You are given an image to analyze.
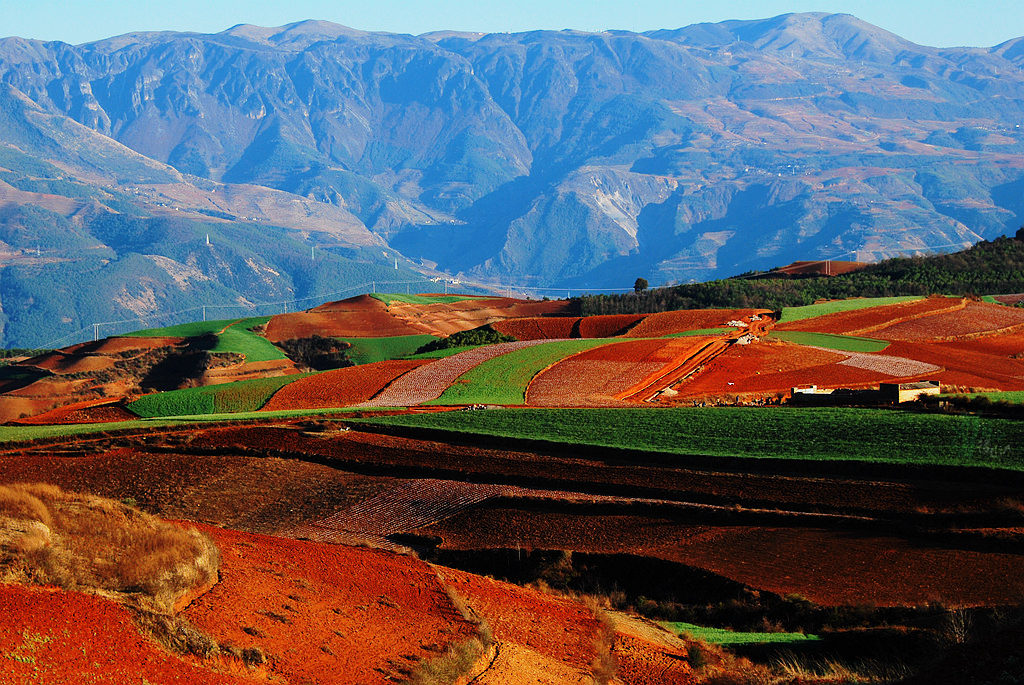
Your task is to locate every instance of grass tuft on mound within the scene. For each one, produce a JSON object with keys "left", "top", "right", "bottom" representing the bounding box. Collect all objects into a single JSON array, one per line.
[
  {"left": 767, "top": 330, "right": 890, "bottom": 353},
  {"left": 0, "top": 483, "right": 218, "bottom": 614},
  {"left": 778, "top": 296, "right": 922, "bottom": 323},
  {"left": 127, "top": 374, "right": 310, "bottom": 418}
]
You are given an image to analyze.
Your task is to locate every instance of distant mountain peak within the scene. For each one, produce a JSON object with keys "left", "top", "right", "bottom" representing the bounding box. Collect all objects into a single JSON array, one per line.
[{"left": 220, "top": 20, "right": 371, "bottom": 48}]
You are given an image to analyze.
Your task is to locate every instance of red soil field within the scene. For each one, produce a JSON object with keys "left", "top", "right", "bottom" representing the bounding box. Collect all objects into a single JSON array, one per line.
[
  {"left": 871, "top": 300, "right": 1024, "bottom": 341},
  {"left": 773, "top": 260, "right": 867, "bottom": 276},
  {"left": 672, "top": 341, "right": 883, "bottom": 399},
  {"left": 262, "top": 359, "right": 428, "bottom": 411},
  {"left": 13, "top": 398, "right": 136, "bottom": 425},
  {"left": 423, "top": 509, "right": 1024, "bottom": 607},
  {"left": 883, "top": 339, "right": 1024, "bottom": 390},
  {"left": 202, "top": 358, "right": 301, "bottom": 385},
  {"left": 528, "top": 338, "right": 709, "bottom": 406},
  {"left": 777, "top": 297, "right": 965, "bottom": 334},
  {"left": 437, "top": 567, "right": 601, "bottom": 672},
  {"left": 184, "top": 524, "right": 477, "bottom": 684},
  {"left": 614, "top": 632, "right": 694, "bottom": 685},
  {"left": 491, "top": 316, "right": 579, "bottom": 340},
  {"left": 64, "top": 335, "right": 184, "bottom": 355},
  {"left": 264, "top": 294, "right": 428, "bottom": 341},
  {"left": 362, "top": 340, "right": 557, "bottom": 406},
  {"left": 576, "top": 314, "right": 646, "bottom": 338},
  {"left": 28, "top": 352, "right": 115, "bottom": 374},
  {"left": 627, "top": 309, "right": 765, "bottom": 337},
  {"left": 994, "top": 294, "right": 1024, "bottom": 306},
  {"left": 0, "top": 583, "right": 245, "bottom": 684}
]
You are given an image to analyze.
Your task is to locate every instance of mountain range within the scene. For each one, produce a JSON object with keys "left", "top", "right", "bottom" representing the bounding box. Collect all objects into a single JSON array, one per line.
[{"left": 1, "top": 12, "right": 1024, "bottom": 346}]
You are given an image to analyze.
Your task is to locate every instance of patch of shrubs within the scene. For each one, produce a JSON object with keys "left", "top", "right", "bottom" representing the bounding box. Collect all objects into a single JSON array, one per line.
[
  {"left": 278, "top": 335, "right": 352, "bottom": 371},
  {"left": 413, "top": 325, "right": 515, "bottom": 354}
]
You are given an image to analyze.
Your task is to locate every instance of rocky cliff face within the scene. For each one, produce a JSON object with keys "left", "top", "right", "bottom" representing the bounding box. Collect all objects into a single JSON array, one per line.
[{"left": 1, "top": 13, "right": 1023, "bottom": 343}]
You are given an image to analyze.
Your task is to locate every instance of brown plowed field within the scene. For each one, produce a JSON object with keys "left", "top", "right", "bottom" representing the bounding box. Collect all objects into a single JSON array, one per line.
[
  {"left": 183, "top": 525, "right": 476, "bottom": 684},
  {"left": 491, "top": 316, "right": 579, "bottom": 340},
  {"left": 13, "top": 399, "right": 136, "bottom": 425},
  {"left": 0, "top": 583, "right": 246, "bottom": 684},
  {"left": 60, "top": 335, "right": 183, "bottom": 355},
  {"left": 421, "top": 509, "right": 1024, "bottom": 607},
  {"left": 627, "top": 309, "right": 765, "bottom": 337},
  {"left": 383, "top": 297, "right": 572, "bottom": 337},
  {"left": 264, "top": 294, "right": 428, "bottom": 340},
  {"left": 362, "top": 340, "right": 557, "bottom": 406},
  {"left": 883, "top": 339, "right": 1024, "bottom": 390},
  {"left": 777, "top": 297, "right": 963, "bottom": 334},
  {"left": 576, "top": 314, "right": 646, "bottom": 338},
  {"left": 202, "top": 358, "right": 301, "bottom": 385},
  {"left": 613, "top": 632, "right": 694, "bottom": 685},
  {"left": 673, "top": 341, "right": 890, "bottom": 399},
  {"left": 437, "top": 567, "right": 601, "bottom": 672},
  {"left": 28, "top": 351, "right": 116, "bottom": 374},
  {"left": 871, "top": 300, "right": 1024, "bottom": 341},
  {"left": 261, "top": 360, "right": 428, "bottom": 411},
  {"left": 528, "top": 338, "right": 732, "bottom": 406}
]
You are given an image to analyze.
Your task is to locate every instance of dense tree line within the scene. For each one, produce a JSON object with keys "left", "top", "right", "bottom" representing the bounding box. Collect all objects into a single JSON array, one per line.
[{"left": 580, "top": 236, "right": 1024, "bottom": 315}]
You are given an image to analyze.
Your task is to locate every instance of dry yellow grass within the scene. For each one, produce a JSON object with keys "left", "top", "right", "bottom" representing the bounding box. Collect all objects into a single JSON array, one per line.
[{"left": 0, "top": 483, "right": 218, "bottom": 614}]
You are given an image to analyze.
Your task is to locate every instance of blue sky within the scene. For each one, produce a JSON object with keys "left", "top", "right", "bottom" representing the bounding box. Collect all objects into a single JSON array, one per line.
[{"left": 0, "top": 0, "right": 1021, "bottom": 48}]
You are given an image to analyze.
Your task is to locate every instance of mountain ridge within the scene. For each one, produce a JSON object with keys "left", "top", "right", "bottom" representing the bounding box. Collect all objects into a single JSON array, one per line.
[{"left": 0, "top": 13, "right": 1023, "bottom": 345}]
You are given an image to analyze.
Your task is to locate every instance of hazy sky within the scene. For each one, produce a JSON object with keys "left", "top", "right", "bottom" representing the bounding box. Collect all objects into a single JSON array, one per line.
[{"left": 1, "top": 0, "right": 1022, "bottom": 48}]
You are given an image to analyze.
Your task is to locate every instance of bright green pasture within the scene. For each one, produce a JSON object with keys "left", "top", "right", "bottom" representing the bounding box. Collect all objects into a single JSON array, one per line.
[
  {"left": 127, "top": 374, "right": 309, "bottom": 417},
  {"left": 662, "top": 622, "right": 818, "bottom": 645},
  {"left": 338, "top": 334, "right": 438, "bottom": 365},
  {"left": 777, "top": 297, "right": 922, "bottom": 324},
  {"left": 767, "top": 330, "right": 890, "bottom": 353}
]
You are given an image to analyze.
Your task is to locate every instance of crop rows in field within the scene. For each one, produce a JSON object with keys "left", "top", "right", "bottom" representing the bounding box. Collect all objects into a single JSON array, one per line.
[
  {"left": 348, "top": 407, "right": 1024, "bottom": 470},
  {"left": 127, "top": 373, "right": 308, "bottom": 417},
  {"left": 627, "top": 309, "right": 761, "bottom": 337},
  {"left": 778, "top": 297, "right": 964, "bottom": 335},
  {"left": 777, "top": 297, "right": 923, "bottom": 324},
  {"left": 872, "top": 301, "right": 1024, "bottom": 341},
  {"left": 262, "top": 360, "right": 426, "bottom": 410},
  {"left": 360, "top": 340, "right": 557, "bottom": 406},
  {"left": 834, "top": 351, "right": 940, "bottom": 377},
  {"left": 427, "top": 339, "right": 614, "bottom": 405},
  {"left": 768, "top": 330, "right": 890, "bottom": 353},
  {"left": 338, "top": 334, "right": 437, "bottom": 365}
]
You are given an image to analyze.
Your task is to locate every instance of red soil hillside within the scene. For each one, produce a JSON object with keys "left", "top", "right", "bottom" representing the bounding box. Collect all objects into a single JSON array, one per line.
[
  {"left": 776, "top": 297, "right": 965, "bottom": 334},
  {"left": 491, "top": 316, "right": 579, "bottom": 340},
  {"left": 627, "top": 309, "right": 767, "bottom": 337},
  {"left": 261, "top": 359, "right": 428, "bottom": 411},
  {"left": 265, "top": 294, "right": 429, "bottom": 340},
  {"left": 383, "top": 297, "right": 572, "bottom": 336}
]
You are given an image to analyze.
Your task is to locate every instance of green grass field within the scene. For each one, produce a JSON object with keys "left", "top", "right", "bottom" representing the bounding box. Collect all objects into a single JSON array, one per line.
[
  {"left": 124, "top": 316, "right": 284, "bottom": 362},
  {"left": 338, "top": 334, "right": 438, "bottom": 365},
  {"left": 124, "top": 319, "right": 236, "bottom": 338},
  {"left": 777, "top": 296, "right": 922, "bottom": 324},
  {"left": 767, "top": 330, "right": 890, "bottom": 352},
  {"left": 661, "top": 622, "right": 818, "bottom": 645},
  {"left": 127, "top": 374, "right": 309, "bottom": 417},
  {"left": 941, "top": 391, "right": 1024, "bottom": 404},
  {"left": 426, "top": 340, "right": 614, "bottom": 406},
  {"left": 370, "top": 293, "right": 485, "bottom": 306},
  {"left": 348, "top": 407, "right": 1024, "bottom": 470},
  {"left": 667, "top": 327, "right": 737, "bottom": 337},
  {"left": 403, "top": 345, "right": 481, "bottom": 360}
]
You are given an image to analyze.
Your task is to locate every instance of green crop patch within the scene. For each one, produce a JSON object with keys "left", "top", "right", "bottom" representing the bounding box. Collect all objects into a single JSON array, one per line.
[
  {"left": 370, "top": 293, "right": 486, "bottom": 306},
  {"left": 127, "top": 374, "right": 309, "bottom": 418},
  {"left": 124, "top": 319, "right": 236, "bottom": 338},
  {"left": 661, "top": 622, "right": 818, "bottom": 645},
  {"left": 767, "top": 330, "right": 890, "bottom": 352},
  {"left": 778, "top": 296, "right": 922, "bottom": 324},
  {"left": 427, "top": 339, "right": 614, "bottom": 406},
  {"left": 338, "top": 334, "right": 438, "bottom": 365},
  {"left": 349, "top": 407, "right": 1024, "bottom": 471}
]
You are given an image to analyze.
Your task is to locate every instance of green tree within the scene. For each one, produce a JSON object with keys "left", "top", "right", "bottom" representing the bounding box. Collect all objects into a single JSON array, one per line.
[{"left": 633, "top": 277, "right": 649, "bottom": 294}]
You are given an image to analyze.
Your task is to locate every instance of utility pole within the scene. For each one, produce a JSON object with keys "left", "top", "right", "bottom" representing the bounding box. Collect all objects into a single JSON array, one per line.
[
  {"left": 93, "top": 323, "right": 99, "bottom": 341},
  {"left": 311, "top": 246, "right": 315, "bottom": 261},
  {"left": 372, "top": 280, "right": 376, "bottom": 293},
  {"left": 444, "top": 279, "right": 448, "bottom": 295},
  {"left": 202, "top": 306, "right": 206, "bottom": 322}
]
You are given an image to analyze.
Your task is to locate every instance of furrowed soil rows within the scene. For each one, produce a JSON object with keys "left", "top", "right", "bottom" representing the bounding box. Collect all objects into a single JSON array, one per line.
[
  {"left": 576, "top": 314, "right": 645, "bottom": 337},
  {"left": 14, "top": 399, "right": 136, "bottom": 424},
  {"left": 872, "top": 300, "right": 1024, "bottom": 341},
  {"left": 361, "top": 340, "right": 557, "bottom": 406},
  {"left": 287, "top": 478, "right": 516, "bottom": 548},
  {"left": 883, "top": 339, "right": 1024, "bottom": 390},
  {"left": 833, "top": 350, "right": 941, "bottom": 376},
  {"left": 777, "top": 297, "right": 965, "bottom": 335},
  {"left": 422, "top": 509, "right": 1024, "bottom": 607},
  {"left": 491, "top": 316, "right": 579, "bottom": 340},
  {"left": 265, "top": 294, "right": 428, "bottom": 340},
  {"left": 528, "top": 338, "right": 717, "bottom": 406},
  {"left": 184, "top": 524, "right": 477, "bottom": 684},
  {"left": 627, "top": 309, "right": 764, "bottom": 337},
  {"left": 262, "top": 359, "right": 429, "bottom": 411},
  {"left": 384, "top": 297, "right": 572, "bottom": 336}
]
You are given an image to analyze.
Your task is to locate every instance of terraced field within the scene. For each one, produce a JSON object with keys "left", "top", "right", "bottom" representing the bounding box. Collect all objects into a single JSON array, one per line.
[
  {"left": 337, "top": 334, "right": 437, "bottom": 365},
  {"left": 128, "top": 373, "right": 309, "bottom": 417},
  {"left": 427, "top": 339, "right": 614, "bottom": 405},
  {"left": 777, "top": 297, "right": 923, "bottom": 324},
  {"left": 359, "top": 340, "right": 557, "bottom": 407}
]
